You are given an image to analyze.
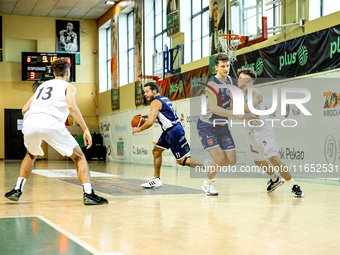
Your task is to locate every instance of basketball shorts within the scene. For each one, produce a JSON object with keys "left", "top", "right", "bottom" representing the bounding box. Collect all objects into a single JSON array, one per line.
[
  {"left": 197, "top": 119, "right": 235, "bottom": 151},
  {"left": 22, "top": 114, "right": 78, "bottom": 157},
  {"left": 249, "top": 125, "right": 279, "bottom": 161},
  {"left": 156, "top": 124, "right": 190, "bottom": 160}
]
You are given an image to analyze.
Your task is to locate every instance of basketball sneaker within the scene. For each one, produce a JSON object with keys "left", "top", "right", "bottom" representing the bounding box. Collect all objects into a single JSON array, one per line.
[
  {"left": 83, "top": 190, "right": 109, "bottom": 205},
  {"left": 292, "top": 185, "right": 304, "bottom": 198},
  {"left": 202, "top": 179, "right": 218, "bottom": 196},
  {"left": 141, "top": 177, "right": 162, "bottom": 188},
  {"left": 267, "top": 176, "right": 285, "bottom": 192},
  {"left": 5, "top": 189, "right": 22, "bottom": 201}
]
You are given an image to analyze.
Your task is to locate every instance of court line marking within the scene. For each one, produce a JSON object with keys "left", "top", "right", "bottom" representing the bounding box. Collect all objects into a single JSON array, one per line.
[
  {"left": 0, "top": 215, "right": 112, "bottom": 254},
  {"left": 37, "top": 215, "right": 104, "bottom": 255}
]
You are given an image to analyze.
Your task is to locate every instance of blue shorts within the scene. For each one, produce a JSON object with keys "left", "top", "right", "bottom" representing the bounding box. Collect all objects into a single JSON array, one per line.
[
  {"left": 156, "top": 124, "right": 190, "bottom": 160},
  {"left": 197, "top": 119, "right": 235, "bottom": 151}
]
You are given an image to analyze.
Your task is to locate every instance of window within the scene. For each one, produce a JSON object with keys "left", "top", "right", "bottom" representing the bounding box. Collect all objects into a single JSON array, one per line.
[
  {"left": 154, "top": 0, "right": 171, "bottom": 53},
  {"left": 191, "top": 0, "right": 209, "bottom": 61},
  {"left": 106, "top": 26, "right": 112, "bottom": 90},
  {"left": 230, "top": 0, "right": 281, "bottom": 38},
  {"left": 127, "top": 11, "right": 135, "bottom": 83},
  {"left": 309, "top": 0, "right": 340, "bottom": 21},
  {"left": 98, "top": 19, "right": 112, "bottom": 93}
]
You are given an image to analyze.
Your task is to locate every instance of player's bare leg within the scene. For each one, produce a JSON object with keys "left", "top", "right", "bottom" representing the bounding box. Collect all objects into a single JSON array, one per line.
[
  {"left": 177, "top": 157, "right": 203, "bottom": 168},
  {"left": 268, "top": 156, "right": 292, "bottom": 180},
  {"left": 69, "top": 145, "right": 91, "bottom": 184},
  {"left": 141, "top": 146, "right": 164, "bottom": 188},
  {"left": 223, "top": 150, "right": 237, "bottom": 166},
  {"left": 5, "top": 151, "right": 37, "bottom": 201},
  {"left": 255, "top": 160, "right": 275, "bottom": 176},
  {"left": 152, "top": 146, "right": 165, "bottom": 178},
  {"left": 70, "top": 146, "right": 108, "bottom": 205},
  {"left": 18, "top": 151, "right": 38, "bottom": 179}
]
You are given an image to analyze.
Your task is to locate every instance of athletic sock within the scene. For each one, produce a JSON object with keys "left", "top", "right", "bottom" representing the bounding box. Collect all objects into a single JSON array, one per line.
[
  {"left": 82, "top": 183, "right": 92, "bottom": 194},
  {"left": 205, "top": 178, "right": 213, "bottom": 185},
  {"left": 269, "top": 173, "right": 278, "bottom": 181},
  {"left": 288, "top": 178, "right": 296, "bottom": 188},
  {"left": 15, "top": 177, "right": 26, "bottom": 191}
]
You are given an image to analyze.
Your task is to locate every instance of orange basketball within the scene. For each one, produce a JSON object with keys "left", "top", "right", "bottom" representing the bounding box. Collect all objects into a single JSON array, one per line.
[{"left": 131, "top": 115, "right": 146, "bottom": 128}]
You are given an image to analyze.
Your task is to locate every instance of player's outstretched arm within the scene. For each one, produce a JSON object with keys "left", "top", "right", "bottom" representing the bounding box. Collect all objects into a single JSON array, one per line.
[
  {"left": 22, "top": 94, "right": 35, "bottom": 116},
  {"left": 244, "top": 89, "right": 263, "bottom": 113},
  {"left": 66, "top": 84, "right": 92, "bottom": 149},
  {"left": 132, "top": 99, "right": 161, "bottom": 134}
]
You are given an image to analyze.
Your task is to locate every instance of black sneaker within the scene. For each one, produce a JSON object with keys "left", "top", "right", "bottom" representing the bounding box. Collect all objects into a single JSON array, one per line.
[
  {"left": 5, "top": 189, "right": 22, "bottom": 201},
  {"left": 267, "top": 176, "right": 285, "bottom": 192},
  {"left": 292, "top": 185, "right": 304, "bottom": 198},
  {"left": 83, "top": 189, "right": 108, "bottom": 205}
]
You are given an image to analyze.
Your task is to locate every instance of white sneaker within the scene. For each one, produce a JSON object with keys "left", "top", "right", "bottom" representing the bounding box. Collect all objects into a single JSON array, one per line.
[
  {"left": 202, "top": 179, "right": 218, "bottom": 196},
  {"left": 141, "top": 177, "right": 163, "bottom": 189}
]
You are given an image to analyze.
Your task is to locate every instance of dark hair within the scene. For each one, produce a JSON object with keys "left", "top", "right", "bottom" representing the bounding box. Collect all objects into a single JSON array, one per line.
[
  {"left": 214, "top": 53, "right": 230, "bottom": 66},
  {"left": 52, "top": 58, "right": 70, "bottom": 77},
  {"left": 213, "top": 1, "right": 218, "bottom": 7},
  {"left": 237, "top": 68, "right": 257, "bottom": 80},
  {"left": 144, "top": 82, "right": 159, "bottom": 93}
]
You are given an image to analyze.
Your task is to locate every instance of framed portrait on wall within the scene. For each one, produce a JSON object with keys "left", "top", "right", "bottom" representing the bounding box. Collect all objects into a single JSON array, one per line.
[{"left": 56, "top": 20, "right": 80, "bottom": 64}]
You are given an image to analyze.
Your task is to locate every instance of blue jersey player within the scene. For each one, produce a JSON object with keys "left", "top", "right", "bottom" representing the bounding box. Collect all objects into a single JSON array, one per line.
[
  {"left": 132, "top": 82, "right": 204, "bottom": 188},
  {"left": 197, "top": 53, "right": 245, "bottom": 196}
]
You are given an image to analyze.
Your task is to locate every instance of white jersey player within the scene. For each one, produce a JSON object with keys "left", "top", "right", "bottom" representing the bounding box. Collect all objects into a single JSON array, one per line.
[
  {"left": 237, "top": 68, "right": 304, "bottom": 198},
  {"left": 5, "top": 59, "right": 108, "bottom": 205}
]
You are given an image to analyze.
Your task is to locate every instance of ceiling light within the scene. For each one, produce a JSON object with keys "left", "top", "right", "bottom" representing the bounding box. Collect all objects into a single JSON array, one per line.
[{"left": 105, "top": 1, "right": 116, "bottom": 4}]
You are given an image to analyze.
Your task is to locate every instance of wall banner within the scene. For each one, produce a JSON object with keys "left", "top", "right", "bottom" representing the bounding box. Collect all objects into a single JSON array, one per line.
[{"left": 229, "top": 24, "right": 340, "bottom": 80}]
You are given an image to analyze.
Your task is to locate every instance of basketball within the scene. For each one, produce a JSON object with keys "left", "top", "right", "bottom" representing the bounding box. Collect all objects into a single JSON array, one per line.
[{"left": 131, "top": 115, "right": 146, "bottom": 128}]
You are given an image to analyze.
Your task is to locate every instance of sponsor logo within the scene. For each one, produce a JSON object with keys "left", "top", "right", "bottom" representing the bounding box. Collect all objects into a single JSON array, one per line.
[
  {"left": 117, "top": 141, "right": 124, "bottom": 156},
  {"left": 324, "top": 135, "right": 337, "bottom": 164},
  {"left": 330, "top": 36, "right": 340, "bottom": 59},
  {"left": 255, "top": 58, "right": 264, "bottom": 76},
  {"left": 279, "top": 147, "right": 305, "bottom": 160},
  {"left": 207, "top": 138, "right": 214, "bottom": 146},
  {"left": 115, "top": 125, "right": 128, "bottom": 132},
  {"left": 132, "top": 145, "right": 149, "bottom": 156},
  {"left": 241, "top": 57, "right": 263, "bottom": 76},
  {"left": 279, "top": 46, "right": 309, "bottom": 70},
  {"left": 323, "top": 91, "right": 340, "bottom": 117},
  {"left": 298, "top": 45, "right": 308, "bottom": 66}
]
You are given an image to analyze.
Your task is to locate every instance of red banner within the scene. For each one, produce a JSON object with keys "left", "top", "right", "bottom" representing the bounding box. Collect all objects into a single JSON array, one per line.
[{"left": 157, "top": 65, "right": 210, "bottom": 101}]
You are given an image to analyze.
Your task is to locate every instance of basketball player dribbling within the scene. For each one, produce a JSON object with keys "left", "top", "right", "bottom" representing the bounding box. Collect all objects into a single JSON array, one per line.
[
  {"left": 237, "top": 68, "right": 304, "bottom": 197},
  {"left": 132, "top": 82, "right": 205, "bottom": 188}
]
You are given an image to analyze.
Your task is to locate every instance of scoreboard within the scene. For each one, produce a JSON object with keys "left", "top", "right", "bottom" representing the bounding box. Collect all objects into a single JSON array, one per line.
[{"left": 22, "top": 52, "right": 76, "bottom": 82}]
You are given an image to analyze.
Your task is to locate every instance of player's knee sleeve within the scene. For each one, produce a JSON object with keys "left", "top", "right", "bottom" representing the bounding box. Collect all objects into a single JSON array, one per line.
[{"left": 182, "top": 156, "right": 190, "bottom": 166}]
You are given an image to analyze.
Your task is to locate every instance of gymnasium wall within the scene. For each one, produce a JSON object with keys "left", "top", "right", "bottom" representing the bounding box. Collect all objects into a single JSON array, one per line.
[
  {"left": 0, "top": 14, "right": 98, "bottom": 159},
  {"left": 97, "top": 3, "right": 340, "bottom": 115}
]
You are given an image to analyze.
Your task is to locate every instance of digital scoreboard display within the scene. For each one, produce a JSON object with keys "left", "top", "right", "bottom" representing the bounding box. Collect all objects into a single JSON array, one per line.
[{"left": 22, "top": 52, "right": 76, "bottom": 82}]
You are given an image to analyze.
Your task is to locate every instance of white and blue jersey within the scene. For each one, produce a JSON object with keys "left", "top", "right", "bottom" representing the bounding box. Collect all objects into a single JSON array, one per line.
[
  {"left": 155, "top": 95, "right": 180, "bottom": 131},
  {"left": 199, "top": 76, "right": 232, "bottom": 125},
  {"left": 154, "top": 95, "right": 190, "bottom": 160},
  {"left": 197, "top": 75, "right": 235, "bottom": 151}
]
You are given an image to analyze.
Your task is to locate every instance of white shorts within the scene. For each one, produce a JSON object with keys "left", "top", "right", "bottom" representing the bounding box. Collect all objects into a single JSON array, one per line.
[
  {"left": 249, "top": 125, "right": 279, "bottom": 161},
  {"left": 22, "top": 114, "right": 78, "bottom": 157}
]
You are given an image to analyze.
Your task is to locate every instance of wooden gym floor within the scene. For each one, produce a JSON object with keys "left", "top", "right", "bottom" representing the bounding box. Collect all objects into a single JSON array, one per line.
[{"left": 1, "top": 159, "right": 340, "bottom": 255}]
